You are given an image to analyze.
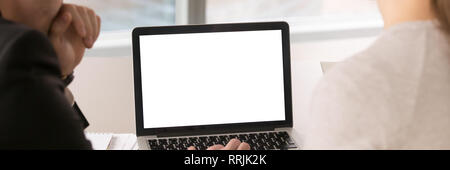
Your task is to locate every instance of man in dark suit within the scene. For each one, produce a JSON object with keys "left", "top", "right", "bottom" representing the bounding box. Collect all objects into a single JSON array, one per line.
[
  {"left": 0, "top": 0, "right": 249, "bottom": 150},
  {"left": 0, "top": 0, "right": 101, "bottom": 149}
]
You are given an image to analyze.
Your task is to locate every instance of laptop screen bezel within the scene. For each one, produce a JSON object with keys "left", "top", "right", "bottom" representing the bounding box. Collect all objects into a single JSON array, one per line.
[{"left": 132, "top": 22, "right": 293, "bottom": 137}]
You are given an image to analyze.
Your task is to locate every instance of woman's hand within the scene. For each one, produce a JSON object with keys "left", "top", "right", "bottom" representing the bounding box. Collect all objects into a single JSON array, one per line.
[
  {"left": 188, "top": 139, "right": 251, "bottom": 150},
  {"left": 48, "top": 4, "right": 101, "bottom": 77}
]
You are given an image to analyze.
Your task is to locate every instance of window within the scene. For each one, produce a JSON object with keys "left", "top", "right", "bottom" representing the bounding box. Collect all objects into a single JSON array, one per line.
[
  {"left": 206, "top": 0, "right": 383, "bottom": 39},
  {"left": 66, "top": 0, "right": 176, "bottom": 31},
  {"left": 206, "top": 0, "right": 380, "bottom": 24},
  {"left": 72, "top": 0, "right": 383, "bottom": 57}
]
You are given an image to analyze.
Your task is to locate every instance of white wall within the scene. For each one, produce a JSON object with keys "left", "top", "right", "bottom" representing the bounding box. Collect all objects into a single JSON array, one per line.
[
  {"left": 70, "top": 56, "right": 135, "bottom": 133},
  {"left": 70, "top": 36, "right": 377, "bottom": 134}
]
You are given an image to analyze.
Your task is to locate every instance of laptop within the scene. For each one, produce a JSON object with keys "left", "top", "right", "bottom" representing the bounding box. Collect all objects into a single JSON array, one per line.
[{"left": 132, "top": 22, "right": 298, "bottom": 150}]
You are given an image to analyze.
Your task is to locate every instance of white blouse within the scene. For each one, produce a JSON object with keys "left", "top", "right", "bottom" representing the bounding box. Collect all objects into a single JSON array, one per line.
[{"left": 303, "top": 21, "right": 450, "bottom": 149}]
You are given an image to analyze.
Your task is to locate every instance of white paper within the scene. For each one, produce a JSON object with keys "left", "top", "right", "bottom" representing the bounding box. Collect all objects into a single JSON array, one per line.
[
  {"left": 85, "top": 133, "right": 113, "bottom": 150},
  {"left": 108, "top": 134, "right": 138, "bottom": 150}
]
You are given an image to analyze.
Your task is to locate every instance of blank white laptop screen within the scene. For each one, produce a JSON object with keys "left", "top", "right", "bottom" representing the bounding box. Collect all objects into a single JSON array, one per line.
[{"left": 139, "top": 30, "right": 286, "bottom": 129}]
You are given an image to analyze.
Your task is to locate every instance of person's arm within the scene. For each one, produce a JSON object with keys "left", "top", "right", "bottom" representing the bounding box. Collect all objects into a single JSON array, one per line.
[
  {"left": 45, "top": 3, "right": 101, "bottom": 132},
  {"left": 302, "top": 60, "right": 386, "bottom": 150},
  {"left": 0, "top": 29, "right": 92, "bottom": 149}
]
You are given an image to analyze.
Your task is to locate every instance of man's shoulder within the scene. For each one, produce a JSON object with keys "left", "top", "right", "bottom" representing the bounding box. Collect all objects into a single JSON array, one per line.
[
  {"left": 0, "top": 18, "right": 55, "bottom": 61},
  {"left": 0, "top": 17, "right": 54, "bottom": 55},
  {"left": 0, "top": 17, "right": 60, "bottom": 79},
  {"left": 0, "top": 17, "right": 38, "bottom": 46}
]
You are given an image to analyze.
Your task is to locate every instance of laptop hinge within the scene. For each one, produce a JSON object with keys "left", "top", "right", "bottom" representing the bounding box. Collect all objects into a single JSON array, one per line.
[{"left": 156, "top": 127, "right": 275, "bottom": 138}]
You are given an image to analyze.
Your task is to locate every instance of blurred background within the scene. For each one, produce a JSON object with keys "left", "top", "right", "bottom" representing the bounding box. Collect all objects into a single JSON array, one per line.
[
  {"left": 66, "top": 0, "right": 383, "bottom": 134},
  {"left": 66, "top": 0, "right": 379, "bottom": 31}
]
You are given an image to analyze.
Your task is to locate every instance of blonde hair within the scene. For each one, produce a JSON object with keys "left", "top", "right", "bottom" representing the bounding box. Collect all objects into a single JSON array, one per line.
[{"left": 432, "top": 0, "right": 450, "bottom": 35}]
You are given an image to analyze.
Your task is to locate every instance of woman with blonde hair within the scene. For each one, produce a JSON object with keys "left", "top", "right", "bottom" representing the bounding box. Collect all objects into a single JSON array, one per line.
[{"left": 303, "top": 0, "right": 450, "bottom": 149}]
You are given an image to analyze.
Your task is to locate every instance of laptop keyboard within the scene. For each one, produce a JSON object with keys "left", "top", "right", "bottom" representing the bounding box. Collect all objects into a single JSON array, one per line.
[{"left": 147, "top": 131, "right": 297, "bottom": 150}]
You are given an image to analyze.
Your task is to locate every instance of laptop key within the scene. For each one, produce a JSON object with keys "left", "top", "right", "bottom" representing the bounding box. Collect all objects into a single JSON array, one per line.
[
  {"left": 257, "top": 144, "right": 265, "bottom": 150},
  {"left": 189, "top": 137, "right": 198, "bottom": 141},
  {"left": 158, "top": 139, "right": 168, "bottom": 145},
  {"left": 148, "top": 139, "right": 157, "bottom": 146},
  {"left": 238, "top": 134, "right": 248, "bottom": 140},
  {"left": 261, "top": 133, "right": 269, "bottom": 139},
  {"left": 267, "top": 145, "right": 276, "bottom": 150},
  {"left": 268, "top": 132, "right": 276, "bottom": 138},
  {"left": 198, "top": 145, "right": 207, "bottom": 150},
  {"left": 151, "top": 147, "right": 162, "bottom": 150},
  {"left": 199, "top": 137, "right": 208, "bottom": 142},
  {"left": 179, "top": 137, "right": 188, "bottom": 142},
  {"left": 169, "top": 138, "right": 178, "bottom": 144},
  {"left": 229, "top": 135, "right": 238, "bottom": 139},
  {"left": 180, "top": 143, "right": 188, "bottom": 149},
  {"left": 278, "top": 132, "right": 289, "bottom": 138},
  {"left": 211, "top": 136, "right": 220, "bottom": 143}
]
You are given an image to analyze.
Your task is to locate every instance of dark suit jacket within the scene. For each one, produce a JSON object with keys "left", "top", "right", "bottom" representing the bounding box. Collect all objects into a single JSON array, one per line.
[{"left": 0, "top": 17, "right": 92, "bottom": 149}]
